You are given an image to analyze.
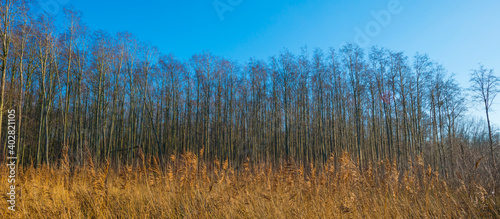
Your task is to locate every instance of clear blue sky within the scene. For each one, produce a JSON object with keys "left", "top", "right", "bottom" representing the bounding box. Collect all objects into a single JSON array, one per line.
[{"left": 45, "top": 0, "right": 500, "bottom": 127}]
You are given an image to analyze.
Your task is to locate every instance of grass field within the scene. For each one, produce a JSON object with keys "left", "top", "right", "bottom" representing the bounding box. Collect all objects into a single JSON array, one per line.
[{"left": 1, "top": 150, "right": 498, "bottom": 218}]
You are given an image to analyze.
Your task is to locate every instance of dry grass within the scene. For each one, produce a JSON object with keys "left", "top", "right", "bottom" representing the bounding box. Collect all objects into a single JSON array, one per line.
[{"left": 1, "top": 151, "right": 498, "bottom": 218}]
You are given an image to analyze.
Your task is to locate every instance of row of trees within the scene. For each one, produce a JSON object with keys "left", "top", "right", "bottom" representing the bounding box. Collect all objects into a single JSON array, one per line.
[{"left": 0, "top": 1, "right": 498, "bottom": 180}]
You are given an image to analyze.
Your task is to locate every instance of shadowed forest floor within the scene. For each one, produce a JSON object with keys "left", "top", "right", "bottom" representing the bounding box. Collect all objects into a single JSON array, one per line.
[{"left": 1, "top": 151, "right": 499, "bottom": 218}]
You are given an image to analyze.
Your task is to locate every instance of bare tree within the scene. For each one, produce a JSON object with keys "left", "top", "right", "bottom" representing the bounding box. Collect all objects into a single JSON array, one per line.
[
  {"left": 469, "top": 64, "right": 499, "bottom": 173},
  {"left": 1, "top": 2, "right": 499, "bottom": 189},
  {"left": 0, "top": 0, "right": 15, "bottom": 157}
]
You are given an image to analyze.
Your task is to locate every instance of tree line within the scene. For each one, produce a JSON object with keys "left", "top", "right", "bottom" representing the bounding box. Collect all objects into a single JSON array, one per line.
[{"left": 0, "top": 1, "right": 498, "bottom": 181}]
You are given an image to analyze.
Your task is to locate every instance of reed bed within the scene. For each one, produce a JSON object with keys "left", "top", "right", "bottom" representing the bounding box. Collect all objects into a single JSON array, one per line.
[{"left": 1, "top": 150, "right": 498, "bottom": 218}]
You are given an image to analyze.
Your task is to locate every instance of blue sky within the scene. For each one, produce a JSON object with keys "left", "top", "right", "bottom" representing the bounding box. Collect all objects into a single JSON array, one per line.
[{"left": 44, "top": 0, "right": 500, "bottom": 126}]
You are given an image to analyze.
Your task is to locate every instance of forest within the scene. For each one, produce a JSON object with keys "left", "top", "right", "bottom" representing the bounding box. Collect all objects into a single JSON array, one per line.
[{"left": 0, "top": 1, "right": 499, "bottom": 218}]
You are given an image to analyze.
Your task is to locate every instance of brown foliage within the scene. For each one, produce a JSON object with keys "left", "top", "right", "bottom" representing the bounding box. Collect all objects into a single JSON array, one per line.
[{"left": 0, "top": 152, "right": 498, "bottom": 218}]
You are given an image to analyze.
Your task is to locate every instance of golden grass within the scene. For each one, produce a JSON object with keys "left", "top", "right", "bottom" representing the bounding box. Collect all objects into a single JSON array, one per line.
[{"left": 1, "top": 151, "right": 498, "bottom": 218}]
